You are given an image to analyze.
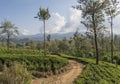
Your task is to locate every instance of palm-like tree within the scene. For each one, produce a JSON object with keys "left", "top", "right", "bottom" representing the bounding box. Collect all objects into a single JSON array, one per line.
[
  {"left": 0, "top": 20, "right": 19, "bottom": 50},
  {"left": 35, "top": 8, "right": 50, "bottom": 56}
]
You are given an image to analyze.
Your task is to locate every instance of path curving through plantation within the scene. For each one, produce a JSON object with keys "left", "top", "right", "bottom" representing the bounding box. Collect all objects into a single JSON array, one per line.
[{"left": 32, "top": 60, "right": 85, "bottom": 84}]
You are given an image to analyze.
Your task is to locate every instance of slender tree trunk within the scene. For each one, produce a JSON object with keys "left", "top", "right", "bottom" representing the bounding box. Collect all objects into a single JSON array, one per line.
[
  {"left": 93, "top": 14, "right": 99, "bottom": 65},
  {"left": 43, "top": 20, "right": 46, "bottom": 56},
  {"left": 7, "top": 35, "right": 10, "bottom": 50},
  {"left": 94, "top": 29, "right": 99, "bottom": 65},
  {"left": 101, "top": 33, "right": 104, "bottom": 55},
  {"left": 43, "top": 20, "right": 46, "bottom": 77},
  {"left": 111, "top": 17, "right": 114, "bottom": 63},
  {"left": 119, "top": 40, "right": 120, "bottom": 51}
]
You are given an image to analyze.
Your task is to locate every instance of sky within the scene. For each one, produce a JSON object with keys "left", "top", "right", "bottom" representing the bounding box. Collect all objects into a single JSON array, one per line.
[{"left": 0, "top": 0, "right": 120, "bottom": 35}]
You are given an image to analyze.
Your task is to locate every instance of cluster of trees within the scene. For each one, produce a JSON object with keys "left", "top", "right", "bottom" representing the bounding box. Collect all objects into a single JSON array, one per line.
[
  {"left": 74, "top": 0, "right": 120, "bottom": 64},
  {"left": 0, "top": 0, "right": 120, "bottom": 65}
]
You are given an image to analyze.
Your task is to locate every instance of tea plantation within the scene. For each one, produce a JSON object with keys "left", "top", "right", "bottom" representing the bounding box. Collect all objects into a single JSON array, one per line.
[
  {"left": 0, "top": 48, "right": 68, "bottom": 77},
  {"left": 60, "top": 54, "right": 120, "bottom": 84}
]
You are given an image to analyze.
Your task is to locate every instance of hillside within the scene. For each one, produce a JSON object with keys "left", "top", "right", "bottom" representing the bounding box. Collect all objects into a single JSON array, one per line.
[
  {"left": 0, "top": 48, "right": 120, "bottom": 84},
  {"left": 60, "top": 55, "right": 120, "bottom": 84}
]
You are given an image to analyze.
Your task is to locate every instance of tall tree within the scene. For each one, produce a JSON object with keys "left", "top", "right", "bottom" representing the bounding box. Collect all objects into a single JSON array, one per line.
[
  {"left": 0, "top": 20, "right": 19, "bottom": 50},
  {"left": 105, "top": 0, "right": 120, "bottom": 63},
  {"left": 76, "top": 0, "right": 108, "bottom": 64},
  {"left": 35, "top": 8, "right": 50, "bottom": 56}
]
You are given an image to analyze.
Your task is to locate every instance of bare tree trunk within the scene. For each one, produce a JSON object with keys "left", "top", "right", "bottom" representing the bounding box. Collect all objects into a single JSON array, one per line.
[
  {"left": 94, "top": 29, "right": 99, "bottom": 65},
  {"left": 111, "top": 17, "right": 114, "bottom": 63},
  {"left": 93, "top": 14, "right": 99, "bottom": 65},
  {"left": 7, "top": 35, "right": 10, "bottom": 50},
  {"left": 101, "top": 34, "right": 104, "bottom": 55},
  {"left": 43, "top": 20, "right": 46, "bottom": 56}
]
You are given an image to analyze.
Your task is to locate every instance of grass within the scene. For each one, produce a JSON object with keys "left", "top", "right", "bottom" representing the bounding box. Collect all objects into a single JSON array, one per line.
[{"left": 0, "top": 63, "right": 32, "bottom": 84}]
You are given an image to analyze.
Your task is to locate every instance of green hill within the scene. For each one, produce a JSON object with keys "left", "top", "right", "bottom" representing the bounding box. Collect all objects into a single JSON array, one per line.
[{"left": 61, "top": 54, "right": 120, "bottom": 84}]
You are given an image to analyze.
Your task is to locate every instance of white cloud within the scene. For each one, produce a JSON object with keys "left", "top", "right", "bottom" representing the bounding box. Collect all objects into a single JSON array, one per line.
[
  {"left": 61, "top": 8, "right": 82, "bottom": 33},
  {"left": 45, "top": 8, "right": 82, "bottom": 34},
  {"left": 45, "top": 7, "right": 120, "bottom": 35},
  {"left": 43, "top": 7, "right": 120, "bottom": 35},
  {"left": 22, "top": 29, "right": 31, "bottom": 35},
  {"left": 46, "top": 13, "right": 66, "bottom": 34}
]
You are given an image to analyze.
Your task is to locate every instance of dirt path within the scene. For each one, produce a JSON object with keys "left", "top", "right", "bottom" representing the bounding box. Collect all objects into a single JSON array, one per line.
[{"left": 32, "top": 60, "right": 85, "bottom": 84}]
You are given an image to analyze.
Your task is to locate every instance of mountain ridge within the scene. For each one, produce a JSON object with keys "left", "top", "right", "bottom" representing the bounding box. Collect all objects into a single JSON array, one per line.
[{"left": 19, "top": 32, "right": 74, "bottom": 41}]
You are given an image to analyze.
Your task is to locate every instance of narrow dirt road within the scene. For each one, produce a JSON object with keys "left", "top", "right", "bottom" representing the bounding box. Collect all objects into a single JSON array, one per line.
[{"left": 32, "top": 60, "right": 85, "bottom": 84}]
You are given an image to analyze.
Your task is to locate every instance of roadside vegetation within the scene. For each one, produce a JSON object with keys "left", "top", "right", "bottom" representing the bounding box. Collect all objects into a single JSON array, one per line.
[
  {"left": 0, "top": 63, "right": 31, "bottom": 84},
  {"left": 75, "top": 63, "right": 120, "bottom": 84},
  {"left": 60, "top": 54, "right": 120, "bottom": 84},
  {"left": 0, "top": 48, "right": 68, "bottom": 79}
]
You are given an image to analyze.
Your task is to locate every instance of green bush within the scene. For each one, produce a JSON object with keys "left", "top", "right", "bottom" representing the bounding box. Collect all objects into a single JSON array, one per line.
[
  {"left": 0, "top": 63, "right": 31, "bottom": 84},
  {"left": 0, "top": 48, "right": 43, "bottom": 56},
  {"left": 0, "top": 56, "right": 68, "bottom": 73},
  {"left": 75, "top": 61, "right": 120, "bottom": 84}
]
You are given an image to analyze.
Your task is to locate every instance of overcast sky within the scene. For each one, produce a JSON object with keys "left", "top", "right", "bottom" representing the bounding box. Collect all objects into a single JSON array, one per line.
[{"left": 0, "top": 0, "right": 120, "bottom": 35}]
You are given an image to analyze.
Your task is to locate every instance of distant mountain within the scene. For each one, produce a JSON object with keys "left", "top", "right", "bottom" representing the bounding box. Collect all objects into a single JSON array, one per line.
[{"left": 19, "top": 32, "right": 74, "bottom": 41}]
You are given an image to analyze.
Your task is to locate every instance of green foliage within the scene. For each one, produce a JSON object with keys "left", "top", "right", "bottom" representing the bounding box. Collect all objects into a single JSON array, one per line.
[
  {"left": 0, "top": 48, "right": 43, "bottom": 56},
  {"left": 35, "top": 8, "right": 50, "bottom": 20},
  {"left": 0, "top": 48, "right": 68, "bottom": 78},
  {"left": 0, "top": 56, "right": 68, "bottom": 72},
  {"left": 101, "top": 52, "right": 120, "bottom": 65},
  {"left": 0, "top": 62, "right": 31, "bottom": 84}
]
